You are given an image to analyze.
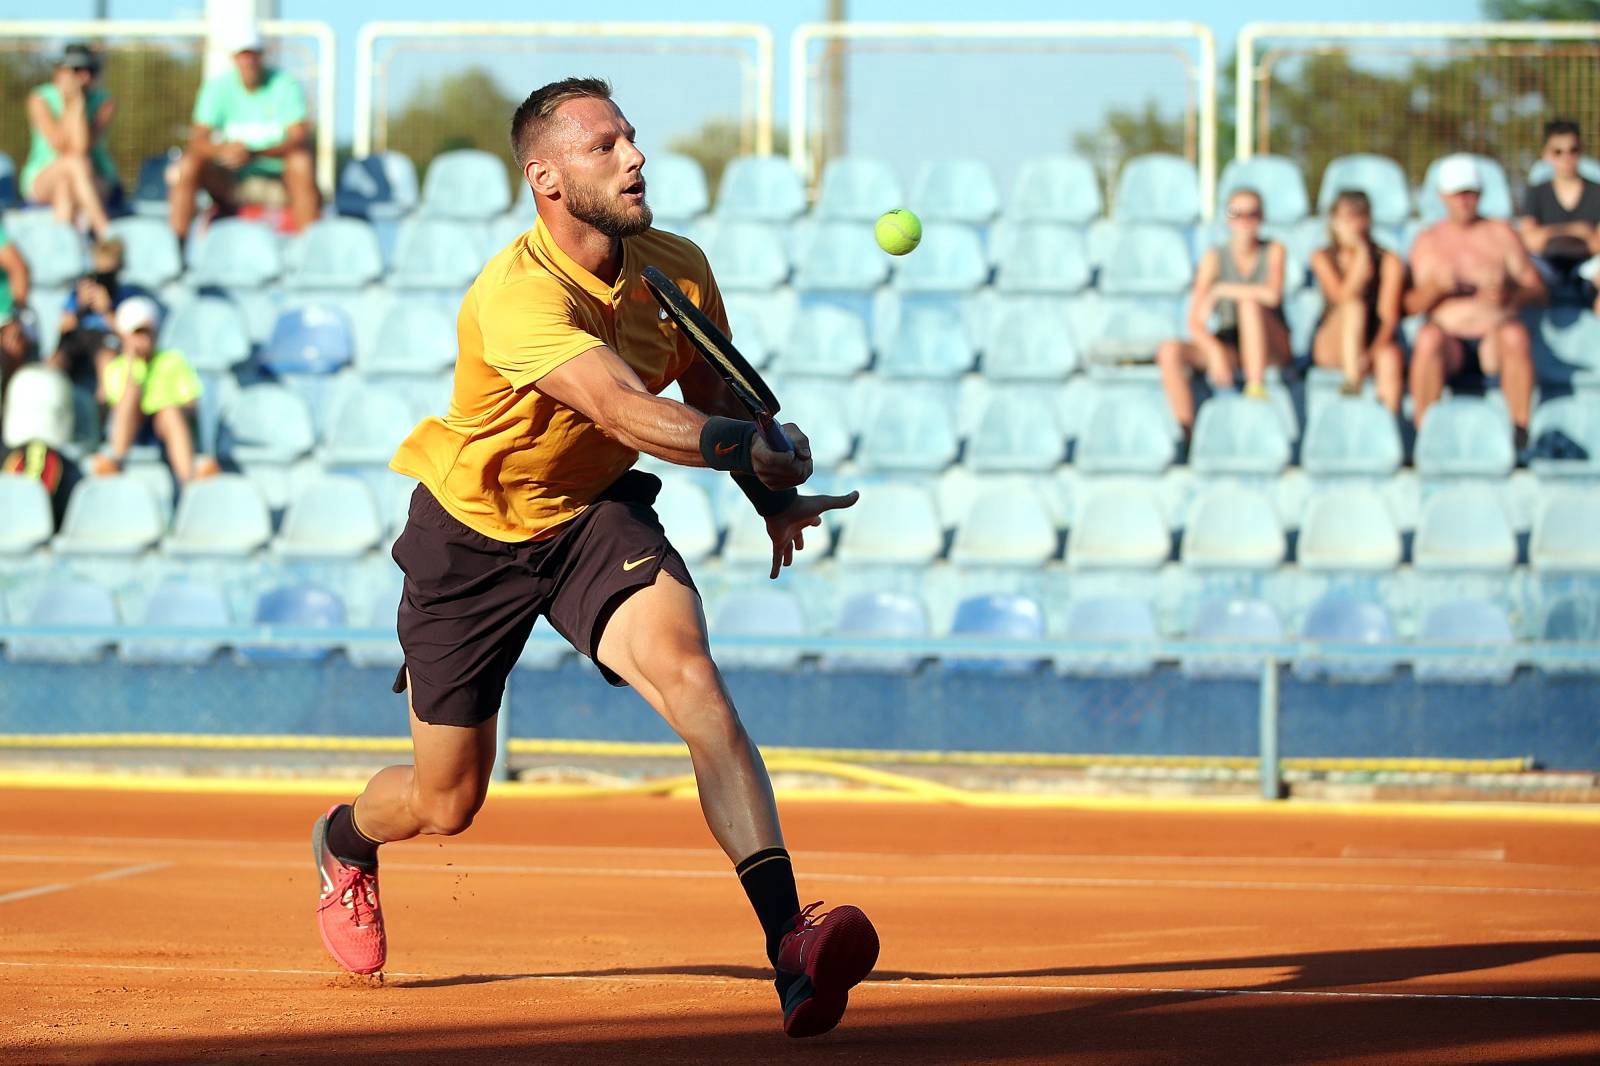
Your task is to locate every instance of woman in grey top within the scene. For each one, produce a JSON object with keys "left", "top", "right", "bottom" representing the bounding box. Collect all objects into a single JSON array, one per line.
[{"left": 1156, "top": 187, "right": 1290, "bottom": 438}]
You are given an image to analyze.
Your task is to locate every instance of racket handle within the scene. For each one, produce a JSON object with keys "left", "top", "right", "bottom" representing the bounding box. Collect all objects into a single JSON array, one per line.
[{"left": 757, "top": 416, "right": 793, "bottom": 453}]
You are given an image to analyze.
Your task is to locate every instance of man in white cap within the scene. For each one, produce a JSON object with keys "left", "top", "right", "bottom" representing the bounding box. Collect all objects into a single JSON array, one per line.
[
  {"left": 168, "top": 23, "right": 320, "bottom": 240},
  {"left": 91, "top": 295, "right": 217, "bottom": 482},
  {"left": 1405, "top": 153, "right": 1545, "bottom": 447}
]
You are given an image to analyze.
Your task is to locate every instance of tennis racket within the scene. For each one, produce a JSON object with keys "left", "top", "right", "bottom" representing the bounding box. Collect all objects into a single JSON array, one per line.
[{"left": 640, "top": 265, "right": 793, "bottom": 453}]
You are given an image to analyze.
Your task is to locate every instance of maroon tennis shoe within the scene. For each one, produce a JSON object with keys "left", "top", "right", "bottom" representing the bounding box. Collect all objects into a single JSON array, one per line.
[{"left": 775, "top": 900, "right": 880, "bottom": 1038}]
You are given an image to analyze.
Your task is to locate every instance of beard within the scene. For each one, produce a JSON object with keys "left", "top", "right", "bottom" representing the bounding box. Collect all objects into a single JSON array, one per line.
[{"left": 566, "top": 175, "right": 653, "bottom": 239}]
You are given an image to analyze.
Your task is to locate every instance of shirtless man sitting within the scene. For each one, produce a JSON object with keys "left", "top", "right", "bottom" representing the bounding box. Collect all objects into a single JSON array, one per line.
[{"left": 1406, "top": 155, "right": 1545, "bottom": 447}]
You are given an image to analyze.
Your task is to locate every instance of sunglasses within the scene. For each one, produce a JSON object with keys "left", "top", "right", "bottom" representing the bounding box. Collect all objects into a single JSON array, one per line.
[
  {"left": 1548, "top": 146, "right": 1581, "bottom": 156},
  {"left": 1227, "top": 209, "right": 1263, "bottom": 221}
]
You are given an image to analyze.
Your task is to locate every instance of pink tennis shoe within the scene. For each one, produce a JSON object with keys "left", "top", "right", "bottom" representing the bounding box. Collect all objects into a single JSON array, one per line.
[
  {"left": 776, "top": 900, "right": 880, "bottom": 1038},
  {"left": 311, "top": 804, "right": 387, "bottom": 975}
]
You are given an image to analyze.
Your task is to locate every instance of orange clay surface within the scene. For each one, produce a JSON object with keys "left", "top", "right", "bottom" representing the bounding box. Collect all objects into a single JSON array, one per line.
[{"left": 0, "top": 787, "right": 1596, "bottom": 1065}]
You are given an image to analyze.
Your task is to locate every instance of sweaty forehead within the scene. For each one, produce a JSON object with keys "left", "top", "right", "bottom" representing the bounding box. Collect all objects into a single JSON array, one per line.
[{"left": 549, "top": 97, "right": 632, "bottom": 146}]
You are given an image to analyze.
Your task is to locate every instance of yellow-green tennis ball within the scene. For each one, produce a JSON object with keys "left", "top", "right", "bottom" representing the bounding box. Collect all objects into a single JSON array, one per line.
[{"left": 875, "top": 209, "right": 922, "bottom": 256}]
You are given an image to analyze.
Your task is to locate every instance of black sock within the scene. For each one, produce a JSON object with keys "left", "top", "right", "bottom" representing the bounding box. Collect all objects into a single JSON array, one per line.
[
  {"left": 326, "top": 802, "right": 381, "bottom": 869},
  {"left": 736, "top": 847, "right": 802, "bottom": 968}
]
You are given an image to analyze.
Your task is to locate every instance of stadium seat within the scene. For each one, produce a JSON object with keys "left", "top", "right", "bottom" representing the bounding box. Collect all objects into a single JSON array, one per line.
[
  {"left": 653, "top": 477, "right": 718, "bottom": 564},
  {"left": 275, "top": 475, "right": 383, "bottom": 559},
  {"left": 1316, "top": 154, "right": 1412, "bottom": 227},
  {"left": 1180, "top": 597, "right": 1283, "bottom": 680},
  {"left": 1415, "top": 399, "right": 1514, "bottom": 478},
  {"left": 282, "top": 218, "right": 384, "bottom": 290},
  {"left": 0, "top": 151, "right": 15, "bottom": 208},
  {"left": 119, "top": 578, "right": 231, "bottom": 666},
  {"left": 159, "top": 296, "right": 251, "bottom": 373},
  {"left": 6, "top": 579, "right": 117, "bottom": 664},
  {"left": 321, "top": 389, "right": 415, "bottom": 467},
  {"left": 188, "top": 218, "right": 281, "bottom": 287},
  {"left": 1112, "top": 154, "right": 1201, "bottom": 225},
  {"left": 1541, "top": 595, "right": 1600, "bottom": 643},
  {"left": 217, "top": 384, "right": 316, "bottom": 463},
  {"left": 365, "top": 296, "right": 458, "bottom": 375},
  {"left": 982, "top": 299, "right": 1080, "bottom": 380},
  {"left": 1007, "top": 154, "right": 1101, "bottom": 224},
  {"left": 949, "top": 487, "right": 1058, "bottom": 567},
  {"left": 964, "top": 392, "right": 1067, "bottom": 473},
  {"left": 645, "top": 152, "right": 710, "bottom": 224},
  {"left": 389, "top": 217, "right": 484, "bottom": 290},
  {"left": 777, "top": 304, "right": 870, "bottom": 377},
  {"left": 1529, "top": 307, "right": 1600, "bottom": 380},
  {"left": 1293, "top": 595, "right": 1398, "bottom": 682},
  {"left": 792, "top": 222, "right": 890, "bottom": 292},
  {"left": 336, "top": 152, "right": 420, "bottom": 219},
  {"left": 993, "top": 223, "right": 1092, "bottom": 295},
  {"left": 1413, "top": 598, "right": 1516, "bottom": 684},
  {"left": 854, "top": 388, "right": 961, "bottom": 472},
  {"left": 769, "top": 378, "right": 854, "bottom": 466},
  {"left": 1097, "top": 223, "right": 1193, "bottom": 296},
  {"left": 52, "top": 475, "right": 164, "bottom": 556},
  {"left": 815, "top": 155, "right": 903, "bottom": 221},
  {"left": 721, "top": 294, "right": 776, "bottom": 369},
  {"left": 823, "top": 591, "right": 929, "bottom": 673},
  {"left": 890, "top": 224, "right": 989, "bottom": 292},
  {"left": 1180, "top": 486, "right": 1284, "bottom": 571},
  {"left": 1419, "top": 154, "right": 1514, "bottom": 221},
  {"left": 1189, "top": 394, "right": 1291, "bottom": 476},
  {"left": 261, "top": 304, "right": 354, "bottom": 376},
  {"left": 909, "top": 158, "right": 1002, "bottom": 224},
  {"left": 108, "top": 216, "right": 182, "bottom": 288},
  {"left": 1080, "top": 295, "right": 1184, "bottom": 364},
  {"left": 1067, "top": 484, "right": 1169, "bottom": 571},
  {"left": 709, "top": 587, "right": 810, "bottom": 670},
  {"left": 483, "top": 213, "right": 531, "bottom": 256},
  {"left": 946, "top": 594, "right": 1047, "bottom": 673},
  {"left": 1529, "top": 395, "right": 1600, "bottom": 479},
  {"left": 878, "top": 303, "right": 976, "bottom": 379},
  {"left": 1531, "top": 491, "right": 1600, "bottom": 572},
  {"left": 1412, "top": 485, "right": 1516, "bottom": 572},
  {"left": 1298, "top": 485, "right": 1401, "bottom": 571},
  {"left": 6, "top": 213, "right": 86, "bottom": 286},
  {"left": 835, "top": 484, "right": 943, "bottom": 565},
  {"left": 421, "top": 148, "right": 511, "bottom": 220},
  {"left": 161, "top": 474, "right": 272, "bottom": 557},
  {"left": 715, "top": 156, "right": 807, "bottom": 221},
  {"left": 1074, "top": 393, "right": 1174, "bottom": 475},
  {"left": 0, "top": 474, "right": 54, "bottom": 554},
  {"left": 1301, "top": 397, "right": 1403, "bottom": 477},
  {"left": 701, "top": 221, "right": 790, "bottom": 291},
  {"left": 1057, "top": 595, "right": 1159, "bottom": 677},
  {"left": 238, "top": 584, "right": 347, "bottom": 662},
  {"left": 1216, "top": 154, "right": 1310, "bottom": 224}
]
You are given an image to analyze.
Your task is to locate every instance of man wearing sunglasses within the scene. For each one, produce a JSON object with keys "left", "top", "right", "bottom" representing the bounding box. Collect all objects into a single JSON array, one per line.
[{"left": 1518, "top": 118, "right": 1600, "bottom": 314}]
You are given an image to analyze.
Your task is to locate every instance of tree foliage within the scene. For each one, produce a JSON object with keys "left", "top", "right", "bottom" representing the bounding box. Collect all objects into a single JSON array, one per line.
[{"left": 384, "top": 67, "right": 521, "bottom": 193}]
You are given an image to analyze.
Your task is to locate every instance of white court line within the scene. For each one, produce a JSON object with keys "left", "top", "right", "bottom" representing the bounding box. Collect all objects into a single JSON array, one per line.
[
  {"left": 0, "top": 958, "right": 1595, "bottom": 1004},
  {"left": 0, "top": 863, "right": 170, "bottom": 905}
]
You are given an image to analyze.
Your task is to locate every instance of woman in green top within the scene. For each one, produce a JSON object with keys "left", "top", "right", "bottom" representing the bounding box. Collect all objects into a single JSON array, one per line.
[{"left": 22, "top": 43, "right": 117, "bottom": 241}]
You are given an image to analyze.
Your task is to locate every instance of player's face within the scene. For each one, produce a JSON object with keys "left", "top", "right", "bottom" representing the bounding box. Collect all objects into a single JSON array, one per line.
[
  {"left": 1545, "top": 133, "right": 1581, "bottom": 179},
  {"left": 556, "top": 97, "right": 652, "bottom": 239}
]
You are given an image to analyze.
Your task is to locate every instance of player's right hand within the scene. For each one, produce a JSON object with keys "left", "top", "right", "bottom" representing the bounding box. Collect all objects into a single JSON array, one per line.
[{"left": 752, "top": 422, "right": 812, "bottom": 490}]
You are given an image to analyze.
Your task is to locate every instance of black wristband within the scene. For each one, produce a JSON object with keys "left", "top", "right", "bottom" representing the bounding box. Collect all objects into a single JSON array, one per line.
[
  {"left": 734, "top": 473, "right": 798, "bottom": 518},
  {"left": 700, "top": 416, "right": 757, "bottom": 473}
]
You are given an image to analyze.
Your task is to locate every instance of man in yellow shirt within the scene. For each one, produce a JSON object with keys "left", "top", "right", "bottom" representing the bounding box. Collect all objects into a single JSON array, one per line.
[{"left": 309, "top": 78, "right": 877, "bottom": 1038}]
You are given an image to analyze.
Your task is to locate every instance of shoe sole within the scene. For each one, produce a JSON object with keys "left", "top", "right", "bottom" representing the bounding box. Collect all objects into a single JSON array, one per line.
[
  {"left": 311, "top": 809, "right": 384, "bottom": 976},
  {"left": 784, "top": 906, "right": 880, "bottom": 1039}
]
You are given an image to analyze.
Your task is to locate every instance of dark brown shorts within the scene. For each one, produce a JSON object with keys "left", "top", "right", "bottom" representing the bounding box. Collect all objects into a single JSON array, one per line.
[{"left": 390, "top": 470, "right": 695, "bottom": 727}]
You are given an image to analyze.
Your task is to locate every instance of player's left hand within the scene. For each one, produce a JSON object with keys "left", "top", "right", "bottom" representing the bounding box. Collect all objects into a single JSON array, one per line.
[{"left": 763, "top": 489, "right": 859, "bottom": 580}]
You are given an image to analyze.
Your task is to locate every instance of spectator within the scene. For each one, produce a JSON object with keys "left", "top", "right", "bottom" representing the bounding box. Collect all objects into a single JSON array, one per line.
[
  {"left": 1518, "top": 118, "right": 1600, "bottom": 313},
  {"left": 21, "top": 42, "right": 117, "bottom": 240},
  {"left": 169, "top": 24, "right": 320, "bottom": 240},
  {"left": 89, "top": 296, "right": 217, "bottom": 483},
  {"left": 1310, "top": 190, "right": 1405, "bottom": 413},
  {"left": 1406, "top": 155, "right": 1545, "bottom": 446},
  {"left": 49, "top": 237, "right": 138, "bottom": 393},
  {"left": 1, "top": 310, "right": 40, "bottom": 410},
  {"left": 0, "top": 220, "right": 33, "bottom": 405},
  {"left": 1156, "top": 187, "right": 1290, "bottom": 439}
]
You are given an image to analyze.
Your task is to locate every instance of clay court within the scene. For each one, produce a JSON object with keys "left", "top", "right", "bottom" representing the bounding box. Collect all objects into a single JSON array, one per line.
[{"left": 1, "top": 785, "right": 1596, "bottom": 1065}]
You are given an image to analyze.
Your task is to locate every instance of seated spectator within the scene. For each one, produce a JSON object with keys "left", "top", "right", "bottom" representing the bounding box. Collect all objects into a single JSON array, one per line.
[
  {"left": 0, "top": 220, "right": 33, "bottom": 404},
  {"left": 1518, "top": 118, "right": 1600, "bottom": 313},
  {"left": 21, "top": 43, "right": 117, "bottom": 240},
  {"left": 1310, "top": 190, "right": 1405, "bottom": 413},
  {"left": 169, "top": 24, "right": 319, "bottom": 240},
  {"left": 1407, "top": 155, "right": 1545, "bottom": 446},
  {"left": 1156, "top": 187, "right": 1290, "bottom": 438},
  {"left": 49, "top": 237, "right": 140, "bottom": 393},
  {"left": 1, "top": 310, "right": 40, "bottom": 410},
  {"left": 89, "top": 296, "right": 217, "bottom": 483}
]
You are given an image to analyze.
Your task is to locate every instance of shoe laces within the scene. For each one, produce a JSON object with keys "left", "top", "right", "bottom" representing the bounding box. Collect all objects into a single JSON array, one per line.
[
  {"left": 792, "top": 900, "right": 825, "bottom": 932},
  {"left": 332, "top": 863, "right": 379, "bottom": 929}
]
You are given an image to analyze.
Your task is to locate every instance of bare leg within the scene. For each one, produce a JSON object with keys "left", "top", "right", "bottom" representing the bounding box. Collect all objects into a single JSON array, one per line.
[
  {"left": 150, "top": 406, "right": 197, "bottom": 482},
  {"left": 30, "top": 162, "right": 79, "bottom": 228},
  {"left": 282, "top": 147, "right": 322, "bottom": 232},
  {"left": 1157, "top": 339, "right": 1215, "bottom": 433},
  {"left": 104, "top": 379, "right": 144, "bottom": 463},
  {"left": 1235, "top": 299, "right": 1271, "bottom": 389},
  {"left": 59, "top": 154, "right": 110, "bottom": 238},
  {"left": 1481, "top": 318, "right": 1534, "bottom": 432},
  {"left": 1372, "top": 340, "right": 1404, "bottom": 416},
  {"left": 170, "top": 153, "right": 237, "bottom": 240},
  {"left": 1338, "top": 301, "right": 1368, "bottom": 388},
  {"left": 1408, "top": 322, "right": 1462, "bottom": 429}
]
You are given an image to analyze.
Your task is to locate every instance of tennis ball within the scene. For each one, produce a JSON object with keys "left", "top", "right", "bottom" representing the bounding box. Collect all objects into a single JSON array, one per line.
[{"left": 874, "top": 209, "right": 922, "bottom": 256}]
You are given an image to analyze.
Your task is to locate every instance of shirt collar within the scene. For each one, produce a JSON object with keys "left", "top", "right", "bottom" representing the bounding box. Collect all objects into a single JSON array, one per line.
[{"left": 531, "top": 216, "right": 629, "bottom": 302}]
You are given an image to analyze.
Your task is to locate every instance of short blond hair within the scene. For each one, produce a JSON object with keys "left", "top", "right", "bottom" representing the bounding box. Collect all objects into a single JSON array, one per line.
[{"left": 510, "top": 76, "right": 613, "bottom": 170}]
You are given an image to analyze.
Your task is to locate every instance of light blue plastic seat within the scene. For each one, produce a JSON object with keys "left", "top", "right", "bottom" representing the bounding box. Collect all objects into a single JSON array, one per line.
[
  {"left": 701, "top": 221, "right": 789, "bottom": 291},
  {"left": 1057, "top": 596, "right": 1159, "bottom": 677},
  {"left": 1189, "top": 394, "right": 1291, "bottom": 476},
  {"left": 218, "top": 384, "right": 316, "bottom": 464},
  {"left": 53, "top": 475, "right": 164, "bottom": 556},
  {"left": 162, "top": 474, "right": 271, "bottom": 557},
  {"left": 0, "top": 474, "right": 55, "bottom": 554},
  {"left": 1419, "top": 154, "right": 1514, "bottom": 221},
  {"left": 1097, "top": 223, "right": 1193, "bottom": 296},
  {"left": 1217, "top": 155, "right": 1310, "bottom": 224},
  {"left": 891, "top": 224, "right": 988, "bottom": 293},
  {"left": 878, "top": 303, "right": 976, "bottom": 379},
  {"left": 709, "top": 587, "right": 809, "bottom": 670},
  {"left": 0, "top": 150, "right": 15, "bottom": 208},
  {"left": 1180, "top": 597, "right": 1283, "bottom": 680},
  {"left": 792, "top": 222, "right": 890, "bottom": 292},
  {"left": 910, "top": 158, "right": 1001, "bottom": 224},
  {"left": 1531, "top": 491, "right": 1600, "bottom": 572},
  {"left": 1075, "top": 394, "right": 1173, "bottom": 475},
  {"left": 159, "top": 296, "right": 251, "bottom": 373},
  {"left": 777, "top": 305, "right": 870, "bottom": 377},
  {"left": 1298, "top": 485, "right": 1401, "bottom": 572},
  {"left": 816, "top": 156, "right": 903, "bottom": 221},
  {"left": 835, "top": 484, "right": 943, "bottom": 565},
  {"left": 1414, "top": 599, "right": 1516, "bottom": 684},
  {"left": 1301, "top": 397, "right": 1402, "bottom": 477},
  {"left": 854, "top": 389, "right": 960, "bottom": 473},
  {"left": 1067, "top": 485, "right": 1169, "bottom": 571},
  {"left": 1317, "top": 154, "right": 1412, "bottom": 227},
  {"left": 653, "top": 476, "right": 718, "bottom": 564},
  {"left": 645, "top": 152, "right": 709, "bottom": 223},
  {"left": 336, "top": 152, "right": 419, "bottom": 219},
  {"left": 189, "top": 218, "right": 281, "bottom": 287},
  {"left": 1294, "top": 596, "right": 1397, "bottom": 682},
  {"left": 823, "top": 591, "right": 929, "bottom": 673},
  {"left": 1007, "top": 154, "right": 1101, "bottom": 224},
  {"left": 321, "top": 389, "right": 415, "bottom": 466},
  {"left": 389, "top": 218, "right": 484, "bottom": 290},
  {"left": 120, "top": 579, "right": 231, "bottom": 665},
  {"left": 1413, "top": 485, "right": 1515, "bottom": 572},
  {"left": 238, "top": 584, "right": 346, "bottom": 662},
  {"left": 770, "top": 378, "right": 854, "bottom": 466},
  {"left": 1113, "top": 154, "right": 1200, "bottom": 225},
  {"left": 108, "top": 216, "right": 182, "bottom": 288},
  {"left": 715, "top": 156, "right": 806, "bottom": 221},
  {"left": 1529, "top": 395, "right": 1600, "bottom": 479},
  {"left": 982, "top": 300, "right": 1079, "bottom": 381},
  {"left": 5, "top": 213, "right": 86, "bottom": 285},
  {"left": 365, "top": 296, "right": 458, "bottom": 375},
  {"left": 964, "top": 392, "right": 1066, "bottom": 473},
  {"left": 261, "top": 304, "right": 354, "bottom": 376},
  {"left": 283, "top": 218, "right": 384, "bottom": 290},
  {"left": 7, "top": 579, "right": 118, "bottom": 663},
  {"left": 721, "top": 294, "right": 776, "bottom": 369},
  {"left": 1541, "top": 595, "right": 1600, "bottom": 642},
  {"left": 275, "top": 475, "right": 383, "bottom": 559},
  {"left": 949, "top": 488, "right": 1058, "bottom": 567},
  {"left": 1415, "top": 399, "right": 1514, "bottom": 478},
  {"left": 1082, "top": 295, "right": 1184, "bottom": 364},
  {"left": 1529, "top": 307, "right": 1600, "bottom": 377},
  {"left": 1180, "top": 486, "right": 1284, "bottom": 571},
  {"left": 947, "top": 594, "right": 1047, "bottom": 673},
  {"left": 994, "top": 223, "right": 1091, "bottom": 295},
  {"left": 483, "top": 214, "right": 531, "bottom": 257},
  {"left": 421, "top": 149, "right": 510, "bottom": 220}
]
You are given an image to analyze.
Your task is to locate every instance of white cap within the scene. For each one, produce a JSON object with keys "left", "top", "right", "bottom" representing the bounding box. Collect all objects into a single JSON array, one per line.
[
  {"left": 115, "top": 295, "right": 162, "bottom": 334},
  {"left": 220, "top": 23, "right": 264, "bottom": 54},
  {"left": 1436, "top": 154, "right": 1482, "bottom": 195}
]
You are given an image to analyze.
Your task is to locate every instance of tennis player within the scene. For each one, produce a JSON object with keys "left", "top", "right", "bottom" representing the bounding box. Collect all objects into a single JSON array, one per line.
[{"left": 309, "top": 77, "right": 876, "bottom": 1038}]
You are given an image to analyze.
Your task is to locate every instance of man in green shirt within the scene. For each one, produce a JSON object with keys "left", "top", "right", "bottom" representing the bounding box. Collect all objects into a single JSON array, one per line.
[{"left": 168, "top": 24, "right": 320, "bottom": 239}]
